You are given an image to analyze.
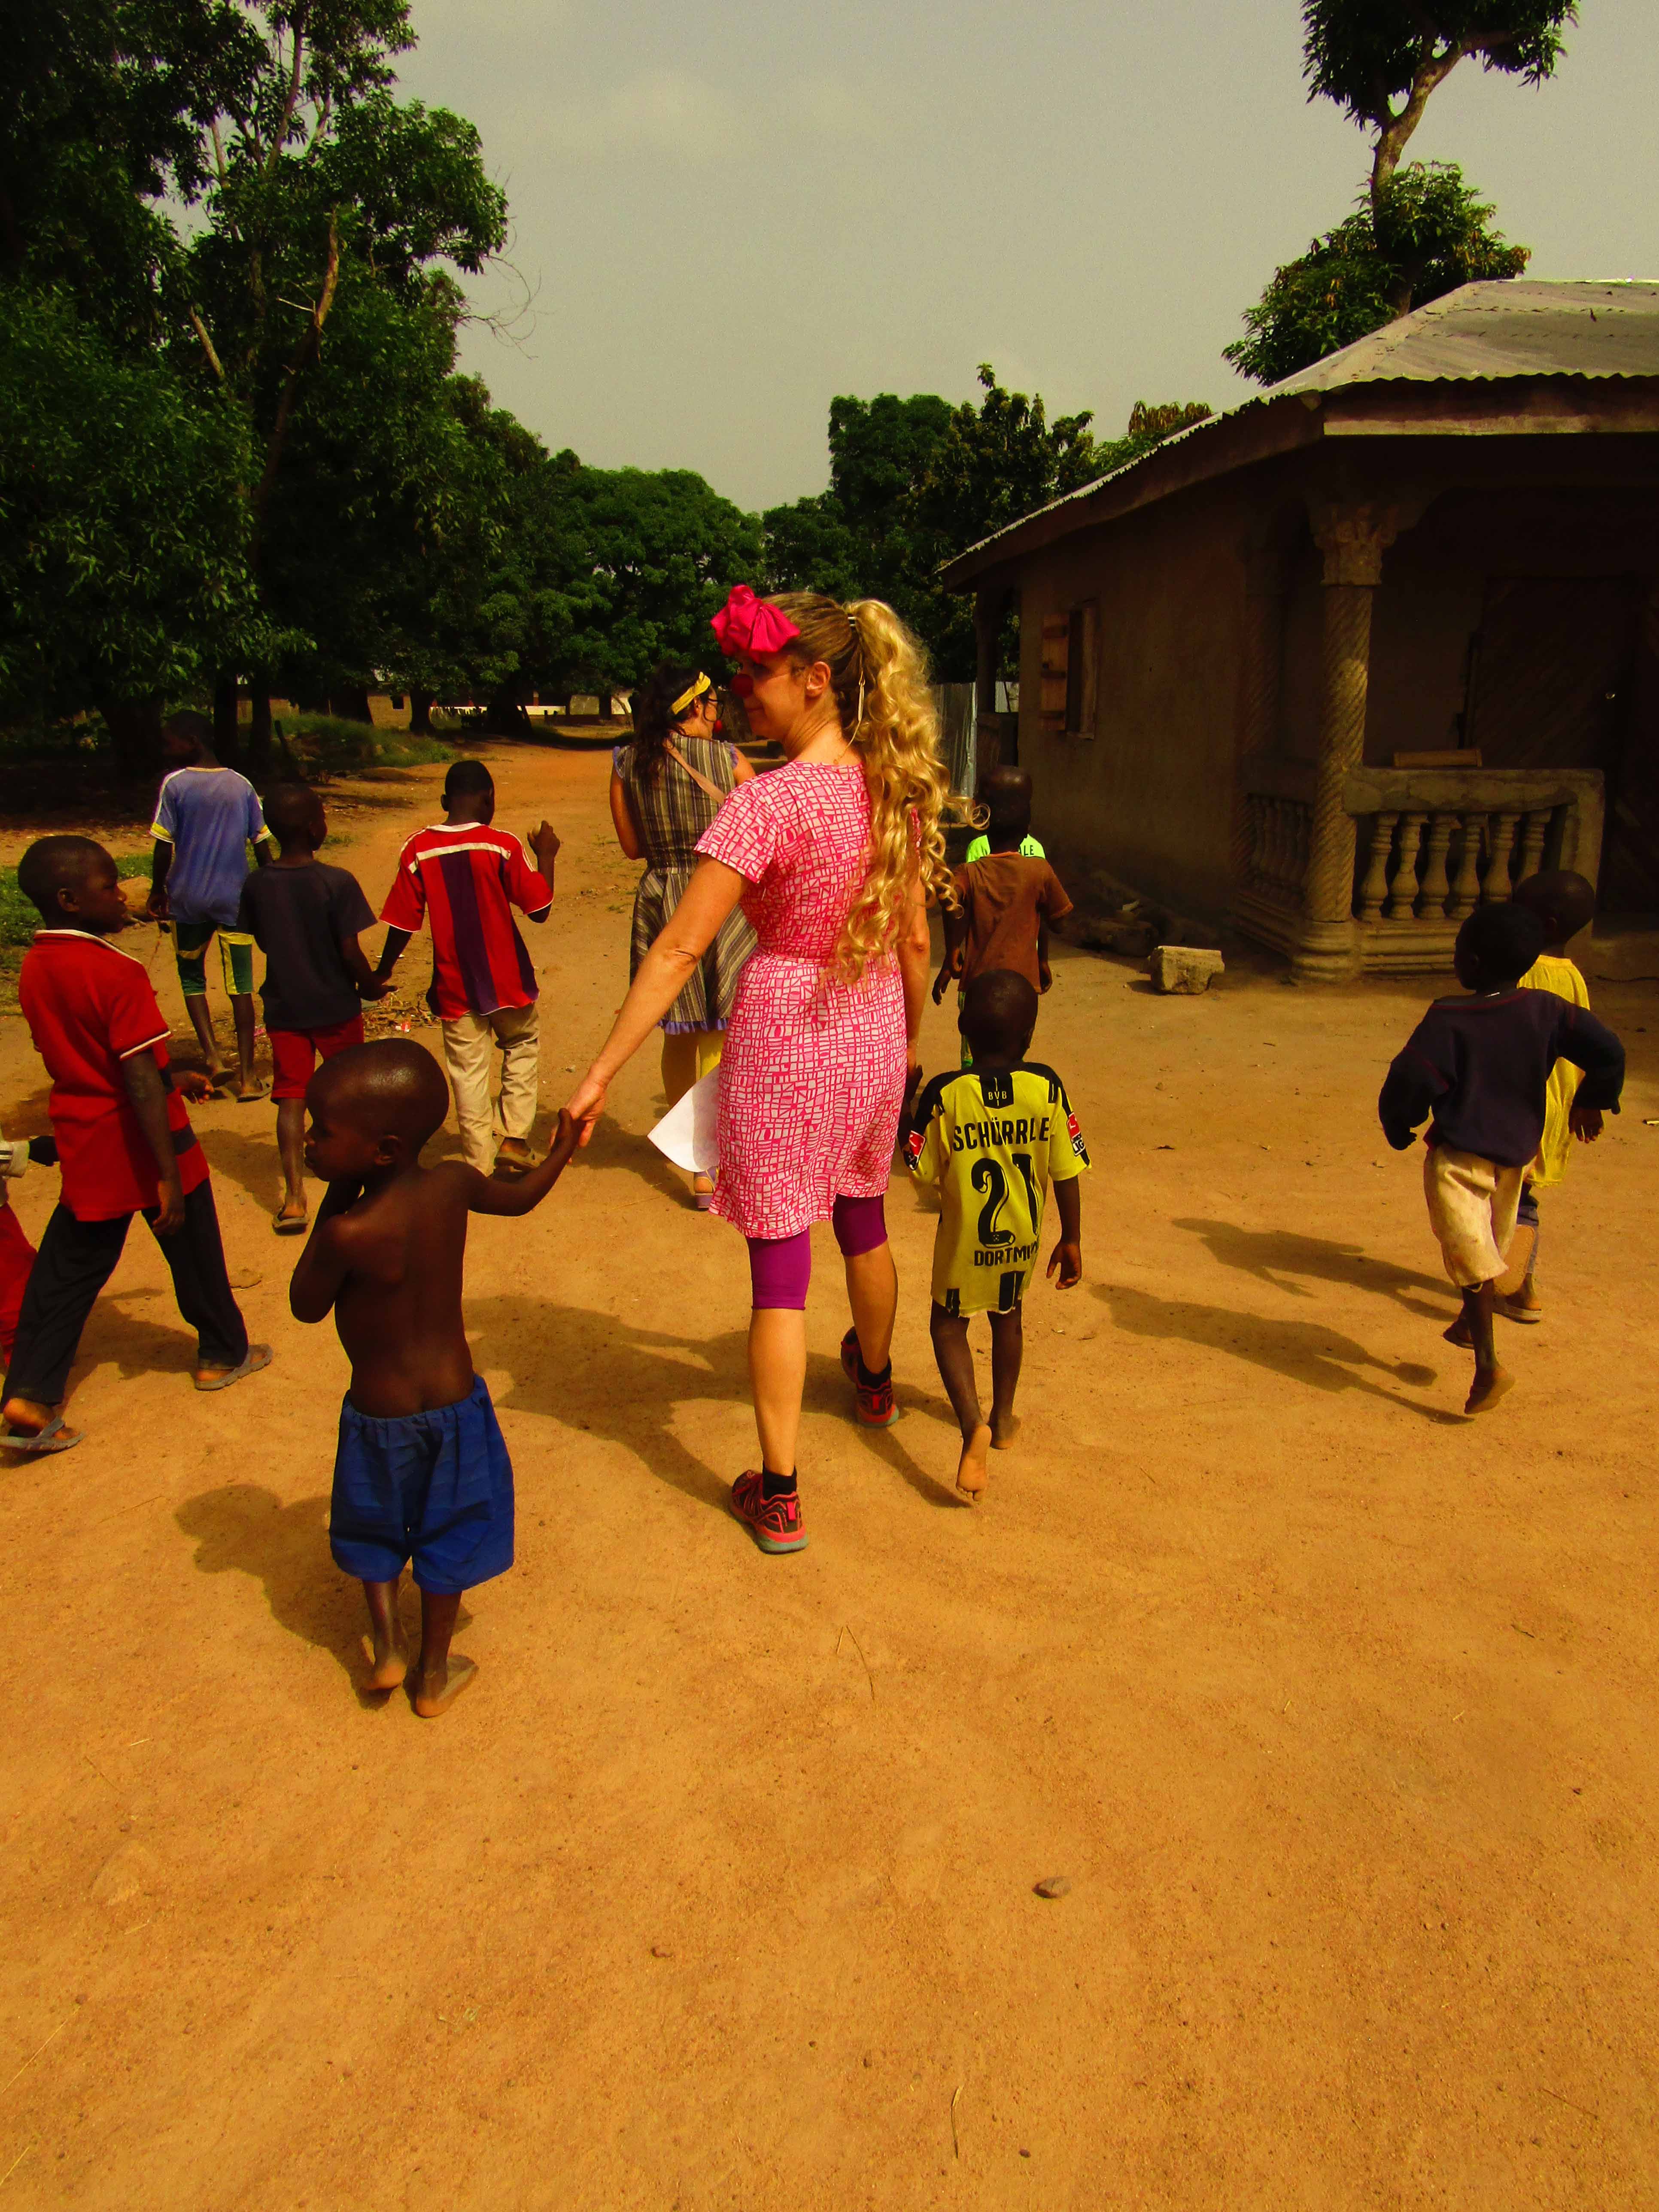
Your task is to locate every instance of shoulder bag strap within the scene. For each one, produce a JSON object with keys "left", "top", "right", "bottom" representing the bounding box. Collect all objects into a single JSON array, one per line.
[{"left": 663, "top": 740, "right": 732, "bottom": 809}]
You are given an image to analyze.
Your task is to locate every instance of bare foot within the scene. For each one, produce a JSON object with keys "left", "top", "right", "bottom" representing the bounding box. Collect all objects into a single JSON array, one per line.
[
  {"left": 956, "top": 1423, "right": 991, "bottom": 1501},
  {"left": 273, "top": 1197, "right": 308, "bottom": 1235},
  {"left": 1465, "top": 1366, "right": 1514, "bottom": 1416},
  {"left": 991, "top": 1410, "right": 1021, "bottom": 1451},
  {"left": 1, "top": 1395, "right": 55, "bottom": 1439},
  {"left": 1443, "top": 1315, "right": 1473, "bottom": 1348},
  {"left": 361, "top": 1629, "right": 409, "bottom": 1692},
  {"left": 411, "top": 1656, "right": 477, "bottom": 1717},
  {"left": 494, "top": 1138, "right": 536, "bottom": 1176},
  {"left": 234, "top": 1079, "right": 266, "bottom": 1103}
]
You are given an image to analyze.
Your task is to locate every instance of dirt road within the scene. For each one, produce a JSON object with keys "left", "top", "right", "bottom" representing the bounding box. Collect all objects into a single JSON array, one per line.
[{"left": 2, "top": 740, "right": 1655, "bottom": 2209}]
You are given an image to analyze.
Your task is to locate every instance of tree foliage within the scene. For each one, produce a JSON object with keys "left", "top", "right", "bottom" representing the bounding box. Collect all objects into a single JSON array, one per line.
[
  {"left": 763, "top": 371, "right": 1210, "bottom": 678},
  {"left": 0, "top": 288, "right": 271, "bottom": 761},
  {"left": 1303, "top": 0, "right": 1578, "bottom": 198},
  {"left": 1225, "top": 162, "right": 1528, "bottom": 384}
]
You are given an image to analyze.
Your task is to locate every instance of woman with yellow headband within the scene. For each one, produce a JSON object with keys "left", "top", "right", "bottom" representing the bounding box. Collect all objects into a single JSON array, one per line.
[{"left": 609, "top": 661, "right": 758, "bottom": 1203}]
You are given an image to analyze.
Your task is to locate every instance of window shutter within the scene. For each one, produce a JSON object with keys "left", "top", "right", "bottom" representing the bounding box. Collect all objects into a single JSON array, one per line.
[{"left": 1039, "top": 616, "right": 1069, "bottom": 734}]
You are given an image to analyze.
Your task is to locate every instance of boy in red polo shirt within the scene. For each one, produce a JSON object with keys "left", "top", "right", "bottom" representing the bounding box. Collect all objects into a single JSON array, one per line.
[
  {"left": 1, "top": 837, "right": 271, "bottom": 1452},
  {"left": 374, "top": 760, "right": 559, "bottom": 1174}
]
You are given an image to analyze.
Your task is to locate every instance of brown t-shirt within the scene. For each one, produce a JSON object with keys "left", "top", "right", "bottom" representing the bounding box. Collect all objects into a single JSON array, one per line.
[{"left": 951, "top": 853, "right": 1073, "bottom": 991}]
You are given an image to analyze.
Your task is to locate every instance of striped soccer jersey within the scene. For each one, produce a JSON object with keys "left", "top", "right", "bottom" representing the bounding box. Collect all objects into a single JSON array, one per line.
[{"left": 380, "top": 823, "right": 552, "bottom": 1020}]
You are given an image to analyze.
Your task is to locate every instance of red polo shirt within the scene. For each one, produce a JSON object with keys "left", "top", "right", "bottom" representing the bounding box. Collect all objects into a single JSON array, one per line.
[{"left": 18, "top": 930, "right": 208, "bottom": 1221}]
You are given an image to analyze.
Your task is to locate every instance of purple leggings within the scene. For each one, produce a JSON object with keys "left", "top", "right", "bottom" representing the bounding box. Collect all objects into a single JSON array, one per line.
[{"left": 747, "top": 1195, "right": 887, "bottom": 1311}]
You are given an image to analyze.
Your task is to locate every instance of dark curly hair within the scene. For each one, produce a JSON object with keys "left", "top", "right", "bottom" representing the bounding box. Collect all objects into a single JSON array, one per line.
[{"left": 628, "top": 661, "right": 713, "bottom": 783}]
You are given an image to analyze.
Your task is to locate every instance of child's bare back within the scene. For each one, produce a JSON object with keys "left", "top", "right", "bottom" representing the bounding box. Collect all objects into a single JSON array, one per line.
[{"left": 289, "top": 1040, "right": 579, "bottom": 1713}]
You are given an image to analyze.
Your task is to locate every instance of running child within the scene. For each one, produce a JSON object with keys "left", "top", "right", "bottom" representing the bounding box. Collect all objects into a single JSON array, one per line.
[
  {"left": 148, "top": 710, "right": 273, "bottom": 1099},
  {"left": 933, "top": 768, "right": 1072, "bottom": 1059},
  {"left": 289, "top": 1039, "right": 581, "bottom": 1714},
  {"left": 1378, "top": 902, "right": 1623, "bottom": 1416},
  {"left": 1505, "top": 869, "right": 1599, "bottom": 1322},
  {"left": 904, "top": 969, "right": 1087, "bottom": 1501},
  {"left": 237, "top": 781, "right": 385, "bottom": 1236},
  {"left": 3, "top": 837, "right": 269, "bottom": 1452},
  {"left": 374, "top": 761, "right": 561, "bottom": 1175}
]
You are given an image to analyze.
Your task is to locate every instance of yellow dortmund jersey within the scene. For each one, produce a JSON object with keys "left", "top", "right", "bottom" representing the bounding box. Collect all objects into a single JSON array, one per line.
[
  {"left": 904, "top": 1061, "right": 1088, "bottom": 1315},
  {"left": 1518, "top": 953, "right": 1590, "bottom": 1187}
]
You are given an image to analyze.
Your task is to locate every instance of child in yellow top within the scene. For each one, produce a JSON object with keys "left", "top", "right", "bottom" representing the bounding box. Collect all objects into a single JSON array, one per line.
[
  {"left": 903, "top": 969, "right": 1087, "bottom": 1503},
  {"left": 1509, "top": 869, "right": 1598, "bottom": 1321}
]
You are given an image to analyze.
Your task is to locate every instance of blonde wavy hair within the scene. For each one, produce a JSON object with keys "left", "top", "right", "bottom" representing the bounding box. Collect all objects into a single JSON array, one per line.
[{"left": 767, "top": 592, "right": 956, "bottom": 984}]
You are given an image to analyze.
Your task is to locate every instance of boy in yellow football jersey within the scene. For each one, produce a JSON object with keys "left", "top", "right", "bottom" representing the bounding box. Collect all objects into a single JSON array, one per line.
[{"left": 903, "top": 969, "right": 1087, "bottom": 1502}]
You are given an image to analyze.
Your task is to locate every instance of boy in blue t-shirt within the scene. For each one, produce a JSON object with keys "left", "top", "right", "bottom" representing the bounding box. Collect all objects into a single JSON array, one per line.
[{"left": 148, "top": 711, "right": 273, "bottom": 1099}]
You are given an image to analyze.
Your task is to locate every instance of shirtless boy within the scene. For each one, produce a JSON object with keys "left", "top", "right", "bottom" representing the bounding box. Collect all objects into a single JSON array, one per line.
[{"left": 289, "top": 1040, "right": 580, "bottom": 1714}]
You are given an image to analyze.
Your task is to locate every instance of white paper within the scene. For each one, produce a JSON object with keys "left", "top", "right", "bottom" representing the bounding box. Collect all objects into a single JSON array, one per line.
[{"left": 647, "top": 1068, "right": 720, "bottom": 1174}]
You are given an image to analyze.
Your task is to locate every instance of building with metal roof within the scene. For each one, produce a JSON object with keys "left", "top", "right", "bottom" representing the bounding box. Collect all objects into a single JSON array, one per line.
[{"left": 944, "top": 280, "right": 1659, "bottom": 976}]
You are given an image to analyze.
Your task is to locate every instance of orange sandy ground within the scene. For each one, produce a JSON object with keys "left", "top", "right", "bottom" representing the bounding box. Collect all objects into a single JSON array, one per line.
[{"left": 1, "top": 743, "right": 1656, "bottom": 2210}]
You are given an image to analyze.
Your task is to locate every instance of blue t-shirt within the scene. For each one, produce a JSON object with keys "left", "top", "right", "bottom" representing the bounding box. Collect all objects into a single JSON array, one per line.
[{"left": 151, "top": 767, "right": 269, "bottom": 927}]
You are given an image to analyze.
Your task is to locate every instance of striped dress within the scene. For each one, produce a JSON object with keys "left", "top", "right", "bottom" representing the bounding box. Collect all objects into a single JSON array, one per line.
[{"left": 613, "top": 737, "right": 758, "bottom": 1033}]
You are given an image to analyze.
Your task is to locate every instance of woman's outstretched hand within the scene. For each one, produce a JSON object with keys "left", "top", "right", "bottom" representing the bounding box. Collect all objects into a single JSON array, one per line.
[{"left": 565, "top": 1067, "right": 609, "bottom": 1146}]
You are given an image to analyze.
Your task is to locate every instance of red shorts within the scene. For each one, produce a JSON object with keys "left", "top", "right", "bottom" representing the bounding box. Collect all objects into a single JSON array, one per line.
[{"left": 269, "top": 1016, "right": 365, "bottom": 1101}]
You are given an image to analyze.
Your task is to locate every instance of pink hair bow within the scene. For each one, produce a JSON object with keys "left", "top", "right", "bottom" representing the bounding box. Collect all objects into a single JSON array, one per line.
[{"left": 711, "top": 584, "right": 800, "bottom": 656}]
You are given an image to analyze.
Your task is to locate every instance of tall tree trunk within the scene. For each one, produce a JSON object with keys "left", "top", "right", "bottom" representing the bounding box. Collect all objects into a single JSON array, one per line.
[
  {"left": 483, "top": 691, "right": 529, "bottom": 736},
  {"left": 248, "top": 680, "right": 273, "bottom": 774},
  {"left": 103, "top": 696, "right": 164, "bottom": 784},
  {"left": 330, "top": 689, "right": 374, "bottom": 725},
  {"left": 214, "top": 675, "right": 242, "bottom": 767},
  {"left": 409, "top": 688, "right": 435, "bottom": 736}
]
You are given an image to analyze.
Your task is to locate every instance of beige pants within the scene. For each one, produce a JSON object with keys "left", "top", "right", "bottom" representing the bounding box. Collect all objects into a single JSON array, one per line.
[
  {"left": 1424, "top": 1143, "right": 1524, "bottom": 1288},
  {"left": 441, "top": 1004, "right": 541, "bottom": 1173}
]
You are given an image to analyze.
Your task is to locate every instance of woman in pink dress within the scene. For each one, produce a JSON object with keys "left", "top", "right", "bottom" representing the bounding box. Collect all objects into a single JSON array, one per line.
[{"left": 567, "top": 588, "right": 952, "bottom": 1553}]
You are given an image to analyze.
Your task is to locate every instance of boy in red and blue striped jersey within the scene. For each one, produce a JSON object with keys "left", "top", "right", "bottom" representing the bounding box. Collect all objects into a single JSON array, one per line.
[{"left": 375, "top": 762, "right": 560, "bottom": 1175}]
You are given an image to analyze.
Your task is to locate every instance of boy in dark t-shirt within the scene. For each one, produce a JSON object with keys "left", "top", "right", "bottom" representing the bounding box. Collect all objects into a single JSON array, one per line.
[
  {"left": 934, "top": 769, "right": 1072, "bottom": 1064},
  {"left": 238, "top": 783, "right": 385, "bottom": 1236},
  {"left": 1379, "top": 902, "right": 1623, "bottom": 1416}
]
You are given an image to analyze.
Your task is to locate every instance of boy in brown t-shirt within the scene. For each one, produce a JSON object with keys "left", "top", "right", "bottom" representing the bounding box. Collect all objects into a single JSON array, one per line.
[{"left": 933, "top": 769, "right": 1072, "bottom": 1058}]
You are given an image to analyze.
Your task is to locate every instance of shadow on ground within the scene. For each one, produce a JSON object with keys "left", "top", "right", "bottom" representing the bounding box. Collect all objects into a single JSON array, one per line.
[
  {"left": 1095, "top": 1280, "right": 1455, "bottom": 1423},
  {"left": 1172, "top": 1218, "right": 1452, "bottom": 1314},
  {"left": 467, "top": 1295, "right": 960, "bottom": 1513},
  {"left": 173, "top": 1481, "right": 470, "bottom": 1704}
]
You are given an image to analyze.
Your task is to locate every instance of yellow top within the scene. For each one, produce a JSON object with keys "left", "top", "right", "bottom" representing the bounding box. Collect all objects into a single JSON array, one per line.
[
  {"left": 904, "top": 1062, "right": 1088, "bottom": 1315},
  {"left": 1518, "top": 953, "right": 1590, "bottom": 1187}
]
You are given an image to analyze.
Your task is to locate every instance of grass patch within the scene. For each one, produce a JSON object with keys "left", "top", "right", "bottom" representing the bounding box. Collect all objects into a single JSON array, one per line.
[
  {"left": 273, "top": 713, "right": 453, "bottom": 779},
  {"left": 0, "top": 851, "right": 151, "bottom": 950}
]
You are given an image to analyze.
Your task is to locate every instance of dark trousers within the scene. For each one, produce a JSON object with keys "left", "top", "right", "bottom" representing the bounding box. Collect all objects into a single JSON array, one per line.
[{"left": 2, "top": 1181, "right": 247, "bottom": 1407}]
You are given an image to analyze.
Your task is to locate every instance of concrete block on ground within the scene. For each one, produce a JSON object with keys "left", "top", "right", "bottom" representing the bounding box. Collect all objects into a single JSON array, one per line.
[{"left": 1149, "top": 944, "right": 1224, "bottom": 994}]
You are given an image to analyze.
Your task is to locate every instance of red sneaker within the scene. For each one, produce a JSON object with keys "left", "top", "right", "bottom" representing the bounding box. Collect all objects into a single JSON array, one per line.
[
  {"left": 729, "top": 1471, "right": 807, "bottom": 1553},
  {"left": 840, "top": 1328, "right": 897, "bottom": 1427}
]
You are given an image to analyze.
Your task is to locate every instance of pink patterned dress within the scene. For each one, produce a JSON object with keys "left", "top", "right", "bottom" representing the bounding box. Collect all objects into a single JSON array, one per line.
[{"left": 694, "top": 761, "right": 907, "bottom": 1241}]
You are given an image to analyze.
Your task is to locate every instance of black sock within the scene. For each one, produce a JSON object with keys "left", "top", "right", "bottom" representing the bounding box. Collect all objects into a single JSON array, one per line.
[
  {"left": 761, "top": 1468, "right": 797, "bottom": 1501},
  {"left": 856, "top": 1351, "right": 891, "bottom": 1389}
]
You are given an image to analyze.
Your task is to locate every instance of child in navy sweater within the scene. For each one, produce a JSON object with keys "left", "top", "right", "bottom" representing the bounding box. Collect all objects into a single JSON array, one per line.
[{"left": 1378, "top": 903, "right": 1623, "bottom": 1416}]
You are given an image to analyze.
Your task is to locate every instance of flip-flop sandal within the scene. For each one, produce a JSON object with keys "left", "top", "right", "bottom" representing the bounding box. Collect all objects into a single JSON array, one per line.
[
  {"left": 3, "top": 1413, "right": 84, "bottom": 1454},
  {"left": 194, "top": 1343, "right": 273, "bottom": 1392},
  {"left": 271, "top": 1210, "right": 309, "bottom": 1236},
  {"left": 492, "top": 1155, "right": 534, "bottom": 1179},
  {"left": 234, "top": 1085, "right": 269, "bottom": 1105}
]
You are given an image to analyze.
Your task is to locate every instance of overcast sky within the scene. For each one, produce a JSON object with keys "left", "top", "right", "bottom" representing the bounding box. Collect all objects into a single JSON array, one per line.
[{"left": 396, "top": 0, "right": 1659, "bottom": 514}]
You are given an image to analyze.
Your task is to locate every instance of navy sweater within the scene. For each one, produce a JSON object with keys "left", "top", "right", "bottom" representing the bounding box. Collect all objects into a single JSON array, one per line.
[{"left": 1378, "top": 988, "right": 1625, "bottom": 1166}]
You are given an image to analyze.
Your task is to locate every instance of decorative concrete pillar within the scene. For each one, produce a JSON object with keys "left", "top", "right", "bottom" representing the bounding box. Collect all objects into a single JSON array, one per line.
[{"left": 1293, "top": 501, "right": 1403, "bottom": 980}]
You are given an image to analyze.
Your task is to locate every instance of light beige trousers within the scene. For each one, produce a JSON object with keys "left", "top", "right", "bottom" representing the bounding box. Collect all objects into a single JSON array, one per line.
[{"left": 441, "top": 1003, "right": 541, "bottom": 1172}]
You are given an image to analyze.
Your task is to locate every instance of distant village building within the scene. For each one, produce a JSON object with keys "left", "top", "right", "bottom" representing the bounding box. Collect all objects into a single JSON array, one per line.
[{"left": 945, "top": 281, "right": 1659, "bottom": 976}]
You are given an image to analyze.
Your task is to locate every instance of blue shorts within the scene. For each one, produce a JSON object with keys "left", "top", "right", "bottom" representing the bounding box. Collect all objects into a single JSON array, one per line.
[{"left": 329, "top": 1374, "right": 514, "bottom": 1595}]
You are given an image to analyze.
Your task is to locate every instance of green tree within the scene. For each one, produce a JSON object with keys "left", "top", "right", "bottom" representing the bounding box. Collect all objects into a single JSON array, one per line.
[
  {"left": 1225, "top": 162, "right": 1528, "bottom": 384},
  {"left": 1302, "top": 0, "right": 1578, "bottom": 206},
  {"left": 0, "top": 287, "right": 270, "bottom": 772}
]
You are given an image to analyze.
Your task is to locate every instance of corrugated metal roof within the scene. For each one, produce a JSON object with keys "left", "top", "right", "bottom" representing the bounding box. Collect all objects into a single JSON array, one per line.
[
  {"left": 1266, "top": 278, "right": 1659, "bottom": 391},
  {"left": 944, "top": 280, "right": 1659, "bottom": 580}
]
